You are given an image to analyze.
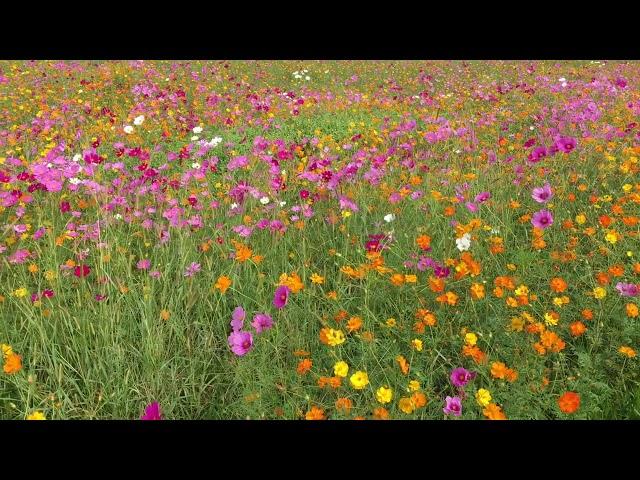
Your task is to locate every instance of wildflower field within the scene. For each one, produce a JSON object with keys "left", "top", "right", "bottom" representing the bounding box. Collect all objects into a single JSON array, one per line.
[{"left": 1, "top": 60, "right": 639, "bottom": 420}]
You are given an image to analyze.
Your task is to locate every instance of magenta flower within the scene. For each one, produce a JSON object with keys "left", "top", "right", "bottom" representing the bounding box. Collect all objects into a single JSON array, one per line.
[
  {"left": 443, "top": 396, "right": 462, "bottom": 416},
  {"left": 231, "top": 306, "right": 246, "bottom": 331},
  {"left": 183, "top": 262, "right": 201, "bottom": 277},
  {"left": 273, "top": 285, "right": 290, "bottom": 309},
  {"left": 528, "top": 146, "right": 547, "bottom": 163},
  {"left": 252, "top": 313, "right": 274, "bottom": 333},
  {"left": 616, "top": 282, "right": 639, "bottom": 297},
  {"left": 140, "top": 402, "right": 163, "bottom": 420},
  {"left": 531, "top": 209, "right": 554, "bottom": 229},
  {"left": 555, "top": 136, "right": 577, "bottom": 154},
  {"left": 137, "top": 259, "right": 151, "bottom": 270},
  {"left": 228, "top": 330, "right": 254, "bottom": 356},
  {"left": 450, "top": 367, "right": 476, "bottom": 388},
  {"left": 531, "top": 183, "right": 553, "bottom": 204},
  {"left": 474, "top": 192, "right": 491, "bottom": 203}
]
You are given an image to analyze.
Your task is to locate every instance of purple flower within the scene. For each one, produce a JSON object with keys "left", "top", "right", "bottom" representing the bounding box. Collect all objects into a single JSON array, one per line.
[
  {"left": 616, "top": 282, "right": 639, "bottom": 297},
  {"left": 531, "top": 183, "right": 553, "bottom": 204},
  {"left": 474, "top": 192, "right": 491, "bottom": 203},
  {"left": 231, "top": 306, "right": 246, "bottom": 331},
  {"left": 443, "top": 396, "right": 462, "bottom": 416},
  {"left": 450, "top": 367, "right": 476, "bottom": 388},
  {"left": 140, "top": 402, "right": 163, "bottom": 420},
  {"left": 273, "top": 285, "right": 290, "bottom": 309},
  {"left": 531, "top": 209, "right": 554, "bottom": 229},
  {"left": 228, "top": 330, "right": 253, "bottom": 356},
  {"left": 555, "top": 136, "right": 577, "bottom": 154},
  {"left": 183, "top": 262, "right": 201, "bottom": 277},
  {"left": 252, "top": 313, "right": 274, "bottom": 333}
]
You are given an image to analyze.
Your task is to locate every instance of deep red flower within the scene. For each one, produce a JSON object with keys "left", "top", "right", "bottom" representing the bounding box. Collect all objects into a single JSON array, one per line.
[{"left": 74, "top": 265, "right": 91, "bottom": 278}]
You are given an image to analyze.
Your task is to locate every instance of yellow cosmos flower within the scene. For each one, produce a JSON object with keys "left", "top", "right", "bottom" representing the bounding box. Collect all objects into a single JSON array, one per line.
[
  {"left": 13, "top": 287, "right": 28, "bottom": 298},
  {"left": 350, "top": 371, "right": 369, "bottom": 390},
  {"left": 476, "top": 388, "right": 492, "bottom": 407},
  {"left": 326, "top": 328, "right": 345, "bottom": 346},
  {"left": 465, "top": 332, "right": 478, "bottom": 346},
  {"left": 408, "top": 380, "right": 421, "bottom": 392},
  {"left": 376, "top": 386, "right": 393, "bottom": 404},
  {"left": 593, "top": 287, "right": 607, "bottom": 299},
  {"left": 411, "top": 339, "right": 423, "bottom": 351},
  {"left": 333, "top": 361, "right": 349, "bottom": 378},
  {"left": 26, "top": 411, "right": 46, "bottom": 420}
]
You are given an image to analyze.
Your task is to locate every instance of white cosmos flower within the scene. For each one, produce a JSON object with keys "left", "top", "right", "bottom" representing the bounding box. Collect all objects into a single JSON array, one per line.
[
  {"left": 259, "top": 196, "right": 270, "bottom": 205},
  {"left": 383, "top": 213, "right": 395, "bottom": 223},
  {"left": 114, "top": 213, "right": 123, "bottom": 220},
  {"left": 191, "top": 162, "right": 201, "bottom": 170},
  {"left": 72, "top": 154, "right": 81, "bottom": 162},
  {"left": 530, "top": 126, "right": 535, "bottom": 130},
  {"left": 279, "top": 201, "right": 287, "bottom": 207},
  {"left": 305, "top": 76, "right": 310, "bottom": 81},
  {"left": 206, "top": 136, "right": 222, "bottom": 147},
  {"left": 193, "top": 126, "right": 203, "bottom": 134},
  {"left": 456, "top": 233, "right": 472, "bottom": 252},
  {"left": 69, "top": 177, "right": 81, "bottom": 185},
  {"left": 191, "top": 136, "right": 199, "bottom": 141},
  {"left": 133, "top": 115, "right": 145, "bottom": 125},
  {"left": 230, "top": 203, "right": 239, "bottom": 209},
  {"left": 124, "top": 125, "right": 134, "bottom": 134}
]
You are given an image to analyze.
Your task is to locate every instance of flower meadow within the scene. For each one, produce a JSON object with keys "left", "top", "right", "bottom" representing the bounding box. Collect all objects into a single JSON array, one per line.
[{"left": 0, "top": 60, "right": 639, "bottom": 420}]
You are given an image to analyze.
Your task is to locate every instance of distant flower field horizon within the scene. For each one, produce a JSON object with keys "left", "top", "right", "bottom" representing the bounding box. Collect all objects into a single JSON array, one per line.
[{"left": 1, "top": 60, "right": 638, "bottom": 420}]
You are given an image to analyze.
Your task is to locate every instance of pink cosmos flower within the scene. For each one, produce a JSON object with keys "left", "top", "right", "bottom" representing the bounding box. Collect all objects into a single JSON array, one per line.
[
  {"left": 273, "top": 285, "right": 290, "bottom": 309},
  {"left": 183, "top": 262, "right": 201, "bottom": 277},
  {"left": 531, "top": 209, "right": 554, "bottom": 229},
  {"left": 137, "top": 259, "right": 151, "bottom": 270},
  {"left": 616, "top": 282, "right": 639, "bottom": 297},
  {"left": 450, "top": 367, "right": 476, "bottom": 388},
  {"left": 555, "top": 136, "right": 577, "bottom": 153},
  {"left": 140, "top": 402, "right": 163, "bottom": 420},
  {"left": 252, "top": 313, "right": 274, "bottom": 333},
  {"left": 474, "top": 192, "right": 491, "bottom": 203},
  {"left": 231, "top": 306, "right": 246, "bottom": 331},
  {"left": 228, "top": 330, "right": 253, "bottom": 356},
  {"left": 531, "top": 183, "right": 553, "bottom": 203},
  {"left": 443, "top": 396, "right": 462, "bottom": 416},
  {"left": 528, "top": 146, "right": 547, "bottom": 163}
]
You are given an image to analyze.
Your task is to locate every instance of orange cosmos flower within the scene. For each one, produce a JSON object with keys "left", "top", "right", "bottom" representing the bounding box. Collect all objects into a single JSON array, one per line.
[
  {"left": 396, "top": 355, "right": 410, "bottom": 375},
  {"left": 335, "top": 397, "right": 353, "bottom": 414},
  {"left": 581, "top": 309, "right": 594, "bottom": 321},
  {"left": 305, "top": 406, "right": 326, "bottom": 420},
  {"left": 416, "top": 234, "right": 431, "bottom": 250},
  {"left": 411, "top": 391, "right": 428, "bottom": 408},
  {"left": 3, "top": 352, "right": 22, "bottom": 374},
  {"left": 491, "top": 361, "right": 508, "bottom": 380},
  {"left": 483, "top": 403, "right": 507, "bottom": 420},
  {"left": 214, "top": 275, "right": 232, "bottom": 294},
  {"left": 618, "top": 346, "right": 636, "bottom": 358},
  {"left": 373, "top": 407, "right": 389, "bottom": 420},
  {"left": 557, "top": 391, "right": 581, "bottom": 414},
  {"left": 428, "top": 276, "right": 445, "bottom": 293},
  {"left": 626, "top": 303, "right": 639, "bottom": 318},
  {"left": 347, "top": 316, "right": 363, "bottom": 333},
  {"left": 470, "top": 283, "right": 485, "bottom": 300},
  {"left": 569, "top": 321, "right": 587, "bottom": 337},
  {"left": 550, "top": 277, "right": 568, "bottom": 293},
  {"left": 296, "top": 358, "right": 312, "bottom": 375}
]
